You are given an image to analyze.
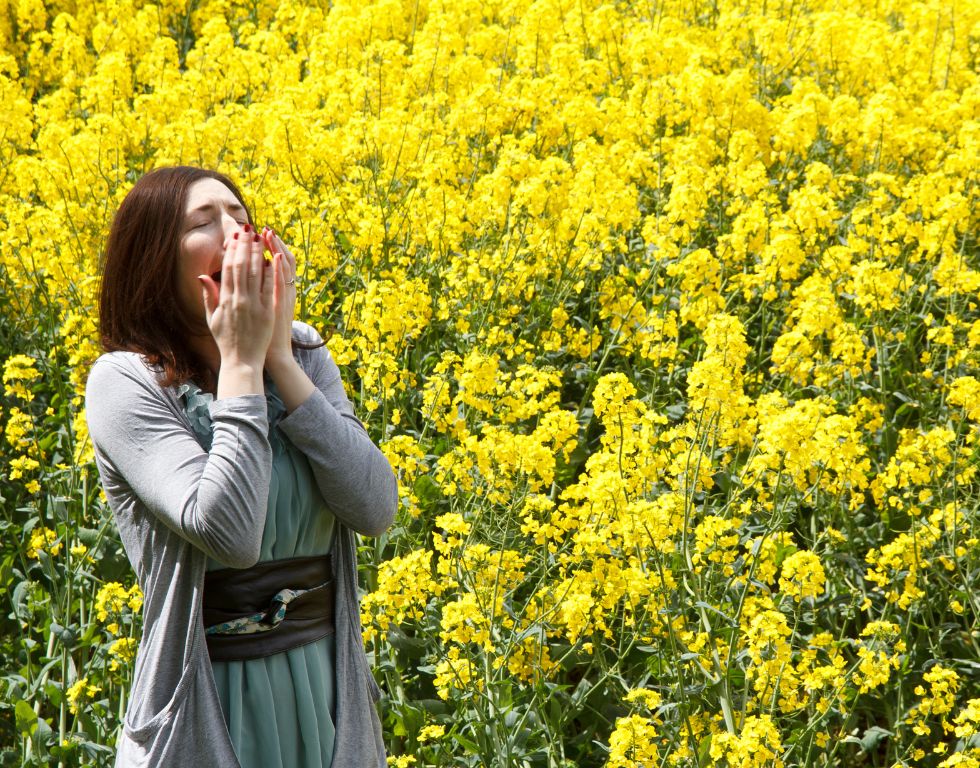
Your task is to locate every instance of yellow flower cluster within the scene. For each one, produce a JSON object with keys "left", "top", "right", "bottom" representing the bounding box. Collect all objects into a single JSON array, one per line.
[
  {"left": 66, "top": 677, "right": 101, "bottom": 715},
  {"left": 380, "top": 434, "right": 428, "bottom": 517},
  {"left": 607, "top": 714, "right": 661, "bottom": 768},
  {"left": 3, "top": 354, "right": 41, "bottom": 402},
  {"left": 778, "top": 551, "right": 826, "bottom": 603},
  {"left": 710, "top": 715, "right": 784, "bottom": 768},
  {"left": 747, "top": 394, "right": 870, "bottom": 508},
  {"left": 108, "top": 637, "right": 138, "bottom": 672},
  {"left": 386, "top": 756, "right": 416, "bottom": 768},
  {"left": 685, "top": 313, "right": 754, "bottom": 449},
  {"left": 94, "top": 582, "right": 144, "bottom": 635},
  {"left": 947, "top": 377, "right": 980, "bottom": 422},
  {"left": 871, "top": 428, "right": 958, "bottom": 510},
  {"left": 330, "top": 274, "right": 432, "bottom": 406},
  {"left": 360, "top": 549, "right": 442, "bottom": 644},
  {"left": 2, "top": 354, "right": 47, "bottom": 492},
  {"left": 865, "top": 504, "right": 972, "bottom": 609},
  {"left": 909, "top": 665, "right": 961, "bottom": 736},
  {"left": 433, "top": 647, "right": 483, "bottom": 702},
  {"left": 26, "top": 526, "right": 61, "bottom": 559}
]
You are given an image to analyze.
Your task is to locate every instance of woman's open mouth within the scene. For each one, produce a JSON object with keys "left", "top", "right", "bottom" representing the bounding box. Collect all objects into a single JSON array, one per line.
[{"left": 208, "top": 257, "right": 269, "bottom": 284}]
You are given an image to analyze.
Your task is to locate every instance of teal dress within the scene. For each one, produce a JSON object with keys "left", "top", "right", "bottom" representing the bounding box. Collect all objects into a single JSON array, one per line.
[{"left": 180, "top": 381, "right": 337, "bottom": 768}]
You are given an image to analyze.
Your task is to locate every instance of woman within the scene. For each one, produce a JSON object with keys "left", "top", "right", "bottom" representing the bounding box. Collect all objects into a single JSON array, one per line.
[{"left": 85, "top": 166, "right": 396, "bottom": 768}]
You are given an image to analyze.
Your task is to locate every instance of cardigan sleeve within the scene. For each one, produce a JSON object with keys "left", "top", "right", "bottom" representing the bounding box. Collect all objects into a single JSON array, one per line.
[
  {"left": 85, "top": 354, "right": 273, "bottom": 568},
  {"left": 277, "top": 322, "right": 397, "bottom": 537}
]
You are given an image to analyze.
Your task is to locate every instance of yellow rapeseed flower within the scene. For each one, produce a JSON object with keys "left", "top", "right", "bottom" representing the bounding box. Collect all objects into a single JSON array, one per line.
[
  {"left": 2, "top": 354, "right": 41, "bottom": 401},
  {"left": 66, "top": 678, "right": 101, "bottom": 715},
  {"left": 778, "top": 550, "right": 827, "bottom": 602},
  {"left": 26, "top": 527, "right": 61, "bottom": 559}
]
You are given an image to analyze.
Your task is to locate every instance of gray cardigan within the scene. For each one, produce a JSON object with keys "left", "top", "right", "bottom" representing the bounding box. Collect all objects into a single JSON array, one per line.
[{"left": 85, "top": 321, "right": 396, "bottom": 768}]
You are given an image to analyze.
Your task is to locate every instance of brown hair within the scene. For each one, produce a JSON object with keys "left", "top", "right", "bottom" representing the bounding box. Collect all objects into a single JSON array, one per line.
[{"left": 99, "top": 166, "right": 251, "bottom": 389}]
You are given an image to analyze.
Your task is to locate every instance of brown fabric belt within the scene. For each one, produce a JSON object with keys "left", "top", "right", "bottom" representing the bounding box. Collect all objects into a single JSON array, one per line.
[{"left": 202, "top": 553, "right": 335, "bottom": 662}]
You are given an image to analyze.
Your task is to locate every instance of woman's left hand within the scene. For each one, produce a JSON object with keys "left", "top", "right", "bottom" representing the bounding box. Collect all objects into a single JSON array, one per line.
[
  {"left": 261, "top": 227, "right": 299, "bottom": 370},
  {"left": 259, "top": 227, "right": 317, "bottom": 412}
]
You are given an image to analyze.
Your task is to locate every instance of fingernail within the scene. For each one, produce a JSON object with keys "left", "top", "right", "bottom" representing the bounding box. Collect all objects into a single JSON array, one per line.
[
  {"left": 234, "top": 232, "right": 239, "bottom": 240},
  {"left": 243, "top": 224, "right": 252, "bottom": 233},
  {"left": 253, "top": 234, "right": 260, "bottom": 242}
]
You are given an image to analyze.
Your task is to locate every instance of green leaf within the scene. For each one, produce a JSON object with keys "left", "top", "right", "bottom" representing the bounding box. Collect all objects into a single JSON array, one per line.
[
  {"left": 698, "top": 733, "right": 712, "bottom": 766},
  {"left": 453, "top": 731, "right": 480, "bottom": 754},
  {"left": 80, "top": 741, "right": 116, "bottom": 759},
  {"left": 77, "top": 527, "right": 101, "bottom": 546},
  {"left": 44, "top": 682, "right": 63, "bottom": 707},
  {"left": 11, "top": 580, "right": 32, "bottom": 621},
  {"left": 859, "top": 726, "right": 893, "bottom": 753},
  {"left": 387, "top": 627, "right": 427, "bottom": 658},
  {"left": 15, "top": 699, "right": 37, "bottom": 736},
  {"left": 417, "top": 698, "right": 449, "bottom": 715},
  {"left": 844, "top": 725, "right": 893, "bottom": 754},
  {"left": 35, "top": 716, "right": 54, "bottom": 743}
]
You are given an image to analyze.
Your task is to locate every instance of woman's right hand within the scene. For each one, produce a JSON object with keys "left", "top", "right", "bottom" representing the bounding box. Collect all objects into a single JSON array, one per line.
[{"left": 198, "top": 226, "right": 275, "bottom": 398}]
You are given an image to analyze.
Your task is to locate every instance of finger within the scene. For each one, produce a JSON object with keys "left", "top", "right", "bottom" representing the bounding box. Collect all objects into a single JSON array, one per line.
[
  {"left": 230, "top": 228, "right": 250, "bottom": 295},
  {"left": 248, "top": 231, "right": 264, "bottom": 296},
  {"left": 259, "top": 229, "right": 275, "bottom": 289},
  {"left": 220, "top": 233, "right": 238, "bottom": 302},
  {"left": 272, "top": 233, "right": 296, "bottom": 273},
  {"left": 262, "top": 252, "right": 276, "bottom": 306},
  {"left": 198, "top": 275, "right": 217, "bottom": 323},
  {"left": 262, "top": 227, "right": 281, "bottom": 252},
  {"left": 271, "top": 252, "right": 282, "bottom": 307},
  {"left": 261, "top": 227, "right": 276, "bottom": 256}
]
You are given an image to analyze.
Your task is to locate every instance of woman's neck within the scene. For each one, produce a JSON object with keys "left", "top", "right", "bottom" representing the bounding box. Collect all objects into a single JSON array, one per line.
[{"left": 187, "top": 334, "right": 222, "bottom": 391}]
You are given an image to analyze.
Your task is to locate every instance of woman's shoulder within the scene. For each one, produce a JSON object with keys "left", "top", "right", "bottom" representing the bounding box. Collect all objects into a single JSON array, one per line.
[
  {"left": 86, "top": 353, "right": 188, "bottom": 456},
  {"left": 291, "top": 321, "right": 337, "bottom": 371},
  {"left": 88, "top": 351, "right": 162, "bottom": 387},
  {"left": 86, "top": 352, "right": 170, "bottom": 410}
]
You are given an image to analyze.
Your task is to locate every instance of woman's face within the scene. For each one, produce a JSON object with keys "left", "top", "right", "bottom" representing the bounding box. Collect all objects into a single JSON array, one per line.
[{"left": 177, "top": 177, "right": 250, "bottom": 326}]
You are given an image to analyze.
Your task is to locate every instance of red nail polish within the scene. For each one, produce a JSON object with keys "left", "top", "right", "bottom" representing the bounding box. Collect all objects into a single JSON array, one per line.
[
  {"left": 234, "top": 232, "right": 239, "bottom": 240},
  {"left": 243, "top": 224, "right": 252, "bottom": 233}
]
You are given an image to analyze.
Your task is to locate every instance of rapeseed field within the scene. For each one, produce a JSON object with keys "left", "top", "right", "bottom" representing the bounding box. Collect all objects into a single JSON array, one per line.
[{"left": 1, "top": 0, "right": 978, "bottom": 765}]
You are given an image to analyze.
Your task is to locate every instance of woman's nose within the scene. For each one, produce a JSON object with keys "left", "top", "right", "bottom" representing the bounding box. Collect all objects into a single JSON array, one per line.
[{"left": 220, "top": 214, "right": 245, "bottom": 242}]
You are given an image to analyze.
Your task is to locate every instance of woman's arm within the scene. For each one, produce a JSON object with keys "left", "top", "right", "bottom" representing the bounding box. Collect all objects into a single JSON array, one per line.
[
  {"left": 88, "top": 229, "right": 277, "bottom": 567},
  {"left": 275, "top": 322, "right": 397, "bottom": 537},
  {"left": 86, "top": 355, "right": 273, "bottom": 568},
  {"left": 258, "top": 231, "right": 396, "bottom": 536}
]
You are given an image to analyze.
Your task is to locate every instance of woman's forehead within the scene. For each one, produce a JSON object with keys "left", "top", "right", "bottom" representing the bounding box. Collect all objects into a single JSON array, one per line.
[{"left": 184, "top": 177, "right": 243, "bottom": 213}]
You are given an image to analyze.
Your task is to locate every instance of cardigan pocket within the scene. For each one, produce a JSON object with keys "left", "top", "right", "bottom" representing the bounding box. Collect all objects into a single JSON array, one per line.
[
  {"left": 116, "top": 649, "right": 241, "bottom": 768},
  {"left": 122, "top": 648, "right": 197, "bottom": 744},
  {"left": 121, "top": 566, "right": 208, "bottom": 744}
]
